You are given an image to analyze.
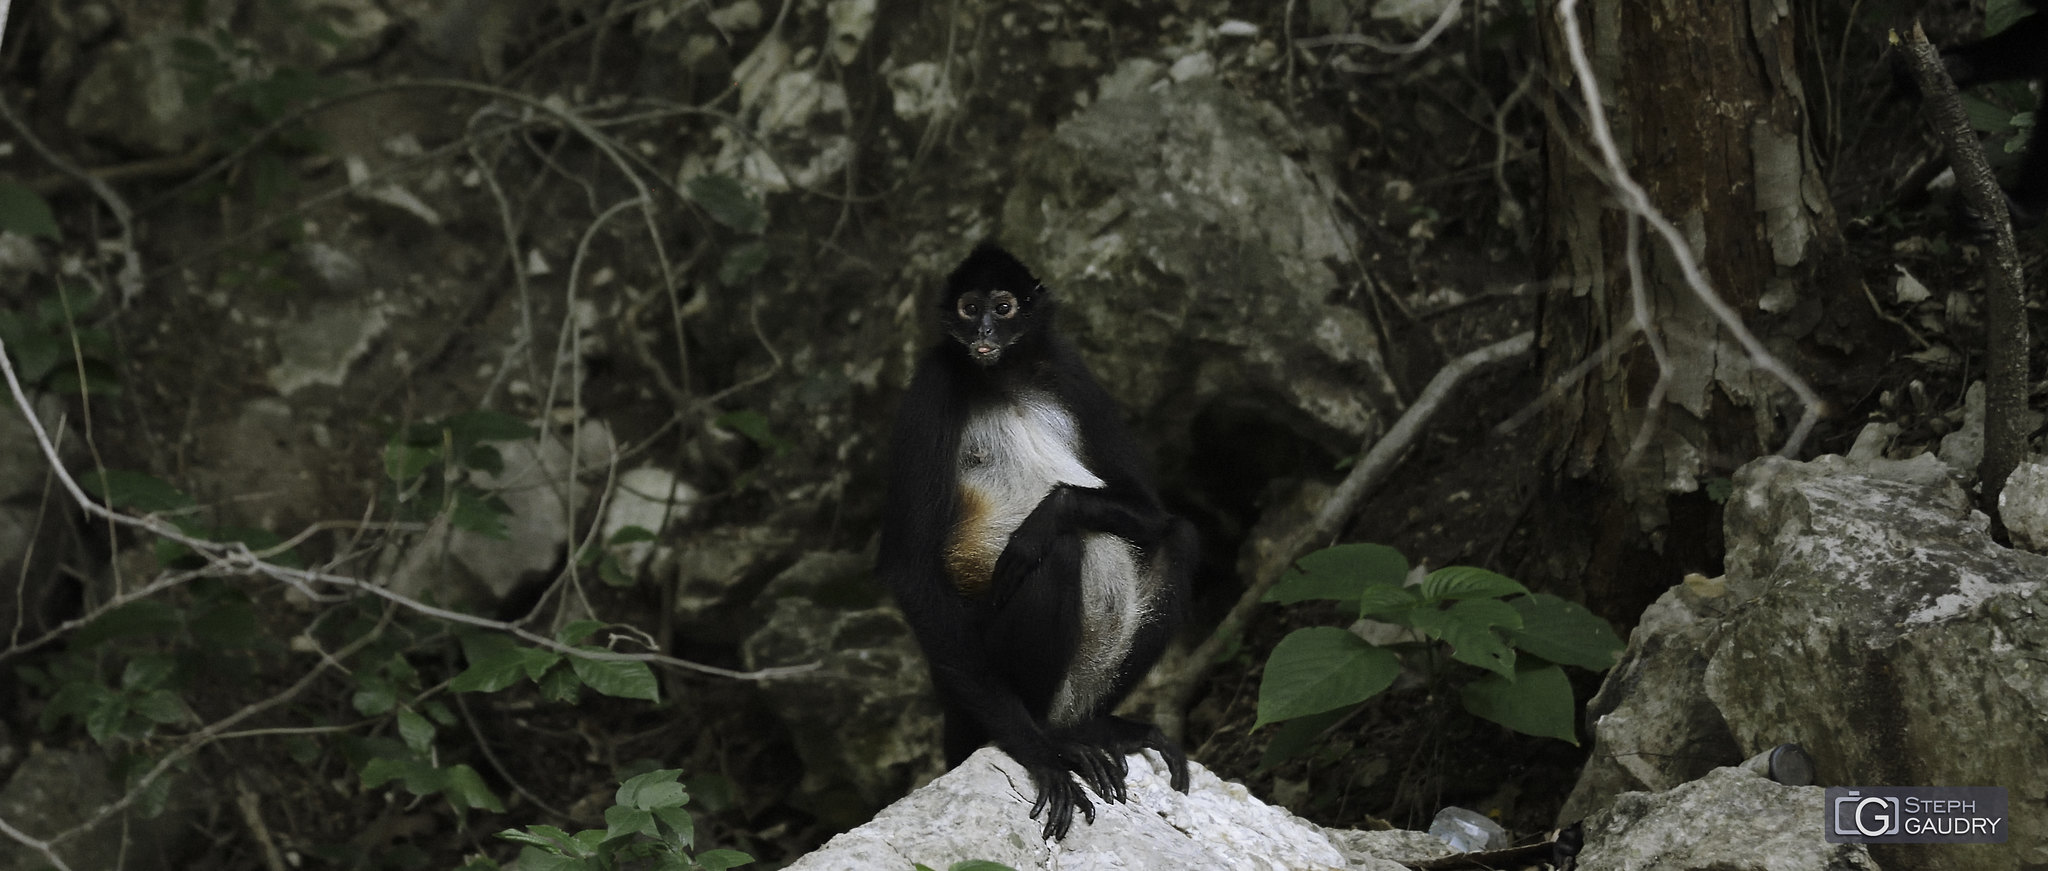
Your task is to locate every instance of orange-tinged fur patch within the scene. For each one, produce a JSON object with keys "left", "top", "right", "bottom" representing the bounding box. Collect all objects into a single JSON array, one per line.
[{"left": 945, "top": 485, "right": 1001, "bottom": 595}]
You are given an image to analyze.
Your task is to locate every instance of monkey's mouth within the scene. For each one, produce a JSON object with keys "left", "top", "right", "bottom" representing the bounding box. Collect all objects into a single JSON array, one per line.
[{"left": 968, "top": 340, "right": 1003, "bottom": 364}]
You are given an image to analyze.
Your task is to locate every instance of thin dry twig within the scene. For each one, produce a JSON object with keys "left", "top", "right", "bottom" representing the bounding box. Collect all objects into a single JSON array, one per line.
[{"left": 1162, "top": 331, "right": 1535, "bottom": 737}]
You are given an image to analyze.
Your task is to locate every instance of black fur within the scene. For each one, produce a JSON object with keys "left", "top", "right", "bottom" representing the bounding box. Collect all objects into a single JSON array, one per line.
[
  {"left": 1941, "top": 0, "right": 2048, "bottom": 226},
  {"left": 877, "top": 243, "right": 1195, "bottom": 841}
]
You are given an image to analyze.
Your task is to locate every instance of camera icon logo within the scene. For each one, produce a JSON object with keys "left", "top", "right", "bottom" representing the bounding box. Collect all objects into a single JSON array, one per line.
[{"left": 1832, "top": 790, "right": 1901, "bottom": 837}]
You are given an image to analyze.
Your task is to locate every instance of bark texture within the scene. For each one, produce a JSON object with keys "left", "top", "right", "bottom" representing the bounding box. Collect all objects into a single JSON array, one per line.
[{"left": 1538, "top": 0, "right": 1850, "bottom": 614}]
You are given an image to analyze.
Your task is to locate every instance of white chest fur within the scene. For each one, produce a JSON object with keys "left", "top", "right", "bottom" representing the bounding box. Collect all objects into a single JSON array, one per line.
[{"left": 950, "top": 390, "right": 1156, "bottom": 727}]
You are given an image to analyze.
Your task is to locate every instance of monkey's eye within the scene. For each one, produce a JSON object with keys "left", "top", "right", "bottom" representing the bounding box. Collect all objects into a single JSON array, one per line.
[
  {"left": 957, "top": 297, "right": 981, "bottom": 319},
  {"left": 989, "top": 291, "right": 1018, "bottom": 318}
]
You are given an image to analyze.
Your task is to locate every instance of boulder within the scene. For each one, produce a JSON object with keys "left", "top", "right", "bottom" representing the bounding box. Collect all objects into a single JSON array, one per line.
[
  {"left": 1002, "top": 79, "right": 1400, "bottom": 454},
  {"left": 1565, "top": 453, "right": 2048, "bottom": 871},
  {"left": 782, "top": 748, "right": 1447, "bottom": 871},
  {"left": 1576, "top": 767, "right": 1876, "bottom": 871}
]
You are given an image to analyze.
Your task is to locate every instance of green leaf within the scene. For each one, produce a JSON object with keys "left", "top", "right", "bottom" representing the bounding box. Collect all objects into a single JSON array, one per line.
[
  {"left": 446, "top": 410, "right": 539, "bottom": 448},
  {"left": 603, "top": 805, "right": 658, "bottom": 842},
  {"left": 44, "top": 358, "right": 124, "bottom": 397},
  {"left": 451, "top": 487, "right": 512, "bottom": 539},
  {"left": 616, "top": 769, "right": 688, "bottom": 811},
  {"left": 946, "top": 862, "right": 1017, "bottom": 871},
  {"left": 538, "top": 665, "right": 581, "bottom": 704},
  {"left": 653, "top": 804, "right": 694, "bottom": 850},
  {"left": 684, "top": 175, "right": 766, "bottom": 233},
  {"left": 130, "top": 769, "right": 175, "bottom": 819},
  {"left": 353, "top": 675, "right": 398, "bottom": 715},
  {"left": 444, "top": 764, "right": 506, "bottom": 812},
  {"left": 1507, "top": 594, "right": 1625, "bottom": 672},
  {"left": 41, "top": 681, "right": 109, "bottom": 732},
  {"left": 570, "top": 651, "right": 660, "bottom": 702},
  {"left": 1254, "top": 627, "right": 1400, "bottom": 728},
  {"left": 360, "top": 756, "right": 446, "bottom": 794},
  {"left": 1409, "top": 599, "right": 1520, "bottom": 679},
  {"left": 451, "top": 633, "right": 561, "bottom": 693},
  {"left": 556, "top": 620, "right": 606, "bottom": 646},
  {"left": 1264, "top": 543, "right": 1410, "bottom": 604},
  {"left": 599, "top": 554, "right": 635, "bottom": 588},
  {"left": 609, "top": 525, "right": 657, "bottom": 545},
  {"left": 397, "top": 709, "right": 435, "bottom": 754},
  {"left": 131, "top": 690, "right": 190, "bottom": 726},
  {"left": 121, "top": 655, "right": 176, "bottom": 691},
  {"left": 514, "top": 848, "right": 594, "bottom": 871},
  {"left": 382, "top": 440, "right": 439, "bottom": 482},
  {"left": 1356, "top": 583, "right": 1422, "bottom": 620},
  {"left": 75, "top": 600, "right": 182, "bottom": 647},
  {"left": 1460, "top": 663, "right": 1579, "bottom": 744},
  {"left": 717, "top": 240, "right": 770, "bottom": 286},
  {"left": 465, "top": 443, "right": 506, "bottom": 476},
  {"left": 498, "top": 826, "right": 580, "bottom": 852},
  {"left": 1419, "top": 565, "right": 1528, "bottom": 601},
  {"left": 5, "top": 330, "right": 61, "bottom": 384},
  {"left": 86, "top": 695, "right": 131, "bottom": 743},
  {"left": 80, "top": 470, "right": 195, "bottom": 513},
  {"left": 0, "top": 181, "right": 60, "bottom": 239},
  {"left": 696, "top": 849, "right": 755, "bottom": 870}
]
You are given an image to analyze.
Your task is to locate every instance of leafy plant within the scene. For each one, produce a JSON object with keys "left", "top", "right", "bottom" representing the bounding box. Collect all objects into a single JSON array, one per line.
[
  {"left": 383, "top": 410, "right": 539, "bottom": 538},
  {"left": 0, "top": 281, "right": 122, "bottom": 396},
  {"left": 466, "top": 769, "right": 754, "bottom": 871},
  {"left": 682, "top": 174, "right": 769, "bottom": 286},
  {"left": 1255, "top": 544, "right": 1623, "bottom": 755},
  {"left": 0, "top": 181, "right": 60, "bottom": 239}
]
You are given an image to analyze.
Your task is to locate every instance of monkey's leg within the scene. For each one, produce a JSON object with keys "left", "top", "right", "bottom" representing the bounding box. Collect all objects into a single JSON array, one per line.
[
  {"left": 1057, "top": 518, "right": 1200, "bottom": 793},
  {"left": 974, "top": 532, "right": 1130, "bottom": 839}
]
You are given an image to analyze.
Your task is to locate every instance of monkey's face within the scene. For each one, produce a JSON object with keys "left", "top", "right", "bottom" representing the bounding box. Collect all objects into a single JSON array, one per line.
[{"left": 947, "top": 288, "right": 1026, "bottom": 366}]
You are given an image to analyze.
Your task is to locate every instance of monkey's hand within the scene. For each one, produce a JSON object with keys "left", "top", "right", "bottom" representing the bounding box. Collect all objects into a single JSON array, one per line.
[{"left": 1009, "top": 735, "right": 1129, "bottom": 840}]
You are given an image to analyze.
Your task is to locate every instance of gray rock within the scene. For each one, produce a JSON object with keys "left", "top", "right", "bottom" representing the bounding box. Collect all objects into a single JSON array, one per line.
[
  {"left": 782, "top": 748, "right": 1442, "bottom": 870},
  {"left": 266, "top": 300, "right": 392, "bottom": 396},
  {"left": 1576, "top": 767, "right": 1875, "bottom": 871},
  {"left": 0, "top": 748, "right": 196, "bottom": 871},
  {"left": 741, "top": 589, "right": 939, "bottom": 830},
  {"left": 386, "top": 424, "right": 617, "bottom": 605},
  {"left": 1003, "top": 80, "right": 1399, "bottom": 450},
  {"left": 66, "top": 35, "right": 206, "bottom": 156},
  {"left": 1565, "top": 453, "right": 2048, "bottom": 871},
  {"left": 1937, "top": 381, "right": 1985, "bottom": 476},
  {"left": 1998, "top": 458, "right": 2048, "bottom": 553}
]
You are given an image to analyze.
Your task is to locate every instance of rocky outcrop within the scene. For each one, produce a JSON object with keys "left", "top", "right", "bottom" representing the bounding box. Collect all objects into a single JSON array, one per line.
[
  {"left": 1565, "top": 453, "right": 2047, "bottom": 871},
  {"left": 1576, "top": 767, "right": 1875, "bottom": 871},
  {"left": 1003, "top": 78, "right": 1401, "bottom": 453},
  {"left": 781, "top": 748, "right": 1448, "bottom": 871}
]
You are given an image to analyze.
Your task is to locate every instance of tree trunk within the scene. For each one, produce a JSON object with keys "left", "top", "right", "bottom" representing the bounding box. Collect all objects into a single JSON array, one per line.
[{"left": 1537, "top": 0, "right": 1850, "bottom": 620}]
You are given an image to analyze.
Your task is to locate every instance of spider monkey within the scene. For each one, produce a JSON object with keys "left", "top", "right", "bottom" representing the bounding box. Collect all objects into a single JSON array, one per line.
[
  {"left": 1938, "top": 0, "right": 2048, "bottom": 226},
  {"left": 877, "top": 243, "right": 1196, "bottom": 841}
]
